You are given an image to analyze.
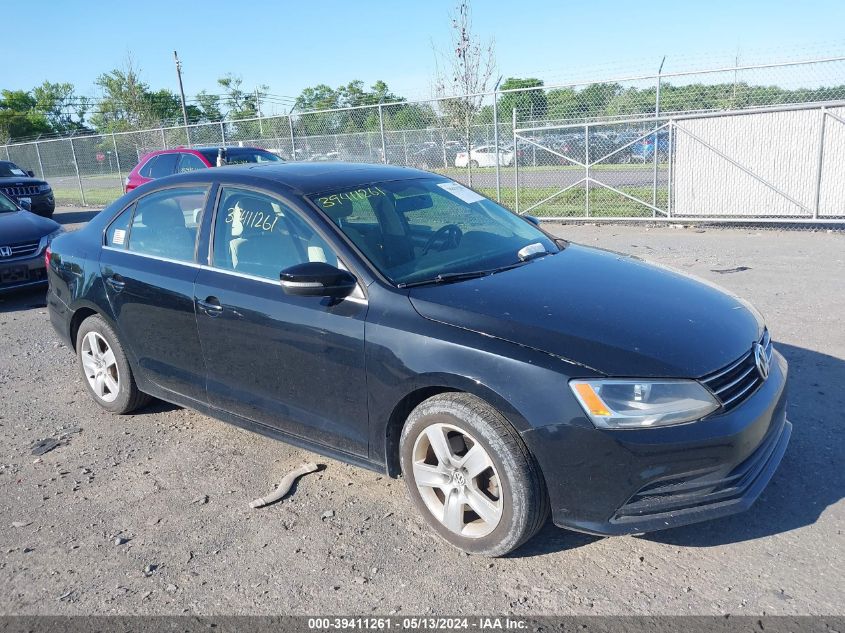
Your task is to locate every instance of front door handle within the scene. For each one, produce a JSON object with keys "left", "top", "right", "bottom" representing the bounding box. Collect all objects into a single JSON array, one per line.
[
  {"left": 105, "top": 274, "right": 125, "bottom": 293},
  {"left": 197, "top": 296, "right": 223, "bottom": 317}
]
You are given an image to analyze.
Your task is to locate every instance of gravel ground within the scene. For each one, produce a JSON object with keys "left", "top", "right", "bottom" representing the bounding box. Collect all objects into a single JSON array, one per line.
[{"left": 1, "top": 211, "right": 843, "bottom": 615}]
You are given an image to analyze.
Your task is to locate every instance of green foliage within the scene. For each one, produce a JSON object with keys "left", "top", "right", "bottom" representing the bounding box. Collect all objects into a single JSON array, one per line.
[
  {"left": 497, "top": 77, "right": 547, "bottom": 119},
  {"left": 0, "top": 90, "right": 52, "bottom": 141}
]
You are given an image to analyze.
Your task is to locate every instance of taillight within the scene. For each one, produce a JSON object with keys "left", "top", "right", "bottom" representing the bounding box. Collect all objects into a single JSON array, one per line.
[{"left": 45, "top": 245, "right": 51, "bottom": 269}]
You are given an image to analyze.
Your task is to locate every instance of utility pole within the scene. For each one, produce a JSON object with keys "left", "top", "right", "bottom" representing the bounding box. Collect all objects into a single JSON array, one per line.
[
  {"left": 255, "top": 88, "right": 264, "bottom": 136},
  {"left": 173, "top": 50, "right": 191, "bottom": 146}
]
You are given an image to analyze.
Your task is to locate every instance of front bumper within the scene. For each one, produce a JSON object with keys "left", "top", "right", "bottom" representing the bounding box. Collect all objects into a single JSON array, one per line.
[
  {"left": 0, "top": 253, "right": 48, "bottom": 293},
  {"left": 523, "top": 350, "right": 790, "bottom": 536},
  {"left": 8, "top": 192, "right": 55, "bottom": 216}
]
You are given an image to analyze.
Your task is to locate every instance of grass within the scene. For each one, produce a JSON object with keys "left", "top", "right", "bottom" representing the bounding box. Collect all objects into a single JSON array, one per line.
[
  {"left": 53, "top": 183, "right": 668, "bottom": 218},
  {"left": 480, "top": 186, "right": 668, "bottom": 218}
]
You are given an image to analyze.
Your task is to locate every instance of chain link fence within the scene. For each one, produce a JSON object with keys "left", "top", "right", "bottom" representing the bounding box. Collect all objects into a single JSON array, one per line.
[{"left": 2, "top": 55, "right": 844, "bottom": 221}]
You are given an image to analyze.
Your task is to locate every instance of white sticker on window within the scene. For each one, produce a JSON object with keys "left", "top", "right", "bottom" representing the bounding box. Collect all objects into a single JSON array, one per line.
[
  {"left": 437, "top": 182, "right": 485, "bottom": 204},
  {"left": 113, "top": 229, "right": 126, "bottom": 245}
]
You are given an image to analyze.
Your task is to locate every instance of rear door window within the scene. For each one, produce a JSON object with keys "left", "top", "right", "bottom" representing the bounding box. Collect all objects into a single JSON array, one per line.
[
  {"left": 177, "top": 153, "right": 207, "bottom": 173},
  {"left": 126, "top": 187, "right": 208, "bottom": 262}
]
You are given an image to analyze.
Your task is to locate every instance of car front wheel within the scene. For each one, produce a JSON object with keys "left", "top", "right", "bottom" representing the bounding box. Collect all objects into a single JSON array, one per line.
[
  {"left": 400, "top": 393, "right": 548, "bottom": 556},
  {"left": 76, "top": 315, "right": 150, "bottom": 414}
]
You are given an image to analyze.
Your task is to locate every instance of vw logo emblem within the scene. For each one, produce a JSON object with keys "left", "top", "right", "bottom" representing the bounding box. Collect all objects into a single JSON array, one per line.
[
  {"left": 0, "top": 245, "right": 12, "bottom": 258},
  {"left": 753, "top": 342, "right": 770, "bottom": 380}
]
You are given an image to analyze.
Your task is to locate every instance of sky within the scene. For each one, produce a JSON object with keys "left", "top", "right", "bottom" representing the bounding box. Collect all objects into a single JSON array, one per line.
[{"left": 3, "top": 0, "right": 845, "bottom": 115}]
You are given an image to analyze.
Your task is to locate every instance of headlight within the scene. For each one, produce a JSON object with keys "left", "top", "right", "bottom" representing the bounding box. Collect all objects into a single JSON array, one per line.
[
  {"left": 38, "top": 183, "right": 52, "bottom": 193},
  {"left": 569, "top": 379, "right": 719, "bottom": 429},
  {"left": 39, "top": 227, "right": 65, "bottom": 252}
]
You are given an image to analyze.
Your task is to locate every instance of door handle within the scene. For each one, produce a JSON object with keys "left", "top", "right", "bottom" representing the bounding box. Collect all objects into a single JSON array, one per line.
[
  {"left": 197, "top": 296, "right": 223, "bottom": 317},
  {"left": 105, "top": 274, "right": 125, "bottom": 293}
]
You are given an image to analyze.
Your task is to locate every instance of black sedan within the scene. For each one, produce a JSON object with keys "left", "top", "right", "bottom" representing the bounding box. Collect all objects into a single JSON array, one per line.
[
  {"left": 0, "top": 191, "right": 63, "bottom": 293},
  {"left": 0, "top": 160, "right": 56, "bottom": 218},
  {"left": 46, "top": 163, "right": 790, "bottom": 556}
]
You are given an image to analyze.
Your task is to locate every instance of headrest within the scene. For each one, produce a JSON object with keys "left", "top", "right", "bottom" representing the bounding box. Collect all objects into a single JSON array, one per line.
[
  {"left": 143, "top": 199, "right": 185, "bottom": 229},
  {"left": 322, "top": 197, "right": 354, "bottom": 221}
]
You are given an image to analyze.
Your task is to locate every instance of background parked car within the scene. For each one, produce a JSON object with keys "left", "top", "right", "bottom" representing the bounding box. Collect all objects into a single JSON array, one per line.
[
  {"left": 0, "top": 160, "right": 55, "bottom": 218},
  {"left": 627, "top": 129, "right": 671, "bottom": 162},
  {"left": 454, "top": 145, "right": 514, "bottom": 168},
  {"left": 0, "top": 190, "right": 63, "bottom": 293},
  {"left": 125, "top": 146, "right": 283, "bottom": 192}
]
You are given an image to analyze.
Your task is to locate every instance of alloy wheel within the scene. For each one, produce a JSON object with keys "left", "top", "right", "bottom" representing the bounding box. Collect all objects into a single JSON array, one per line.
[
  {"left": 80, "top": 331, "right": 120, "bottom": 403},
  {"left": 411, "top": 422, "right": 503, "bottom": 538}
]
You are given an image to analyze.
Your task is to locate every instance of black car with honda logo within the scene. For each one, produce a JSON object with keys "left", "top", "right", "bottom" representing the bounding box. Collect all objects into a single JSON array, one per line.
[
  {"left": 0, "top": 160, "right": 56, "bottom": 218},
  {"left": 0, "top": 190, "right": 63, "bottom": 293}
]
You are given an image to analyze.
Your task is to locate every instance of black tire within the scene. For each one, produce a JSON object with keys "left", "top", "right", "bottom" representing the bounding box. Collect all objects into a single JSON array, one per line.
[
  {"left": 399, "top": 393, "right": 549, "bottom": 557},
  {"left": 76, "top": 314, "right": 150, "bottom": 414},
  {"left": 469, "top": 160, "right": 479, "bottom": 169}
]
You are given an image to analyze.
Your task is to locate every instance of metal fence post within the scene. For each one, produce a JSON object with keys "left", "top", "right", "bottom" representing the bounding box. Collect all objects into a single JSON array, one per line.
[
  {"left": 2, "top": 145, "right": 9, "bottom": 161},
  {"left": 667, "top": 122, "right": 674, "bottom": 218},
  {"left": 160, "top": 128, "right": 167, "bottom": 150},
  {"left": 34, "top": 141, "right": 45, "bottom": 179},
  {"left": 652, "top": 58, "right": 665, "bottom": 215},
  {"left": 378, "top": 104, "right": 387, "bottom": 164},
  {"left": 112, "top": 133, "right": 123, "bottom": 185},
  {"left": 493, "top": 86, "right": 501, "bottom": 202},
  {"left": 513, "top": 109, "right": 519, "bottom": 213},
  {"left": 288, "top": 116, "right": 296, "bottom": 159},
  {"left": 220, "top": 121, "right": 226, "bottom": 147},
  {"left": 585, "top": 124, "right": 590, "bottom": 217},
  {"left": 68, "top": 137, "right": 86, "bottom": 206},
  {"left": 812, "top": 107, "right": 827, "bottom": 219}
]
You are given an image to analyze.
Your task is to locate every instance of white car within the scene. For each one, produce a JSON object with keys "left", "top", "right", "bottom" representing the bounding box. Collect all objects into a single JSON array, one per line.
[{"left": 454, "top": 145, "right": 514, "bottom": 168}]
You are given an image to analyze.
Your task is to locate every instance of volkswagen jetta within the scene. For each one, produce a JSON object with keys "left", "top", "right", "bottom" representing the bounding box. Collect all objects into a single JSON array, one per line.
[{"left": 47, "top": 162, "right": 790, "bottom": 556}]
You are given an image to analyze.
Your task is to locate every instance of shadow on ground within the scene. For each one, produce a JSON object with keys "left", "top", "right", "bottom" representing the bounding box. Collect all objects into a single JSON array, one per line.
[
  {"left": 53, "top": 209, "right": 100, "bottom": 226},
  {"left": 0, "top": 287, "right": 47, "bottom": 313}
]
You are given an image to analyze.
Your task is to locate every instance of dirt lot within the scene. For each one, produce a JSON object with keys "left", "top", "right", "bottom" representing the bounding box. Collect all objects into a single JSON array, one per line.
[{"left": 1, "top": 212, "right": 843, "bottom": 615}]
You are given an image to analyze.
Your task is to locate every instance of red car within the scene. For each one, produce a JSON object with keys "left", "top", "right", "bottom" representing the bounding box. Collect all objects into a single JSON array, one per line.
[{"left": 124, "top": 146, "right": 283, "bottom": 192}]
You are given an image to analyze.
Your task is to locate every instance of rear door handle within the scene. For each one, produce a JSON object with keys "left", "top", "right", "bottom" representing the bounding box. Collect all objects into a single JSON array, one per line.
[
  {"left": 105, "top": 274, "right": 125, "bottom": 293},
  {"left": 197, "top": 296, "right": 223, "bottom": 317}
]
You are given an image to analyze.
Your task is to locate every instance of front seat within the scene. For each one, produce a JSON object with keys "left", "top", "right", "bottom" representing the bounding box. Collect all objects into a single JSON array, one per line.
[
  {"left": 139, "top": 198, "right": 195, "bottom": 260},
  {"left": 231, "top": 198, "right": 303, "bottom": 278}
]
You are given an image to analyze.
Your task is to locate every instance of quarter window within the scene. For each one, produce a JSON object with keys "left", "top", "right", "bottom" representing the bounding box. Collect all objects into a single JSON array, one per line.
[
  {"left": 126, "top": 187, "right": 208, "bottom": 262},
  {"left": 105, "top": 204, "right": 134, "bottom": 248},
  {"left": 140, "top": 154, "right": 180, "bottom": 179},
  {"left": 212, "top": 187, "right": 338, "bottom": 280}
]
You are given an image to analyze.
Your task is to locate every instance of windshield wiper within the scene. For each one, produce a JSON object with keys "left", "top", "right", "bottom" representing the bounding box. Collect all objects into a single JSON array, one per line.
[{"left": 397, "top": 260, "right": 536, "bottom": 289}]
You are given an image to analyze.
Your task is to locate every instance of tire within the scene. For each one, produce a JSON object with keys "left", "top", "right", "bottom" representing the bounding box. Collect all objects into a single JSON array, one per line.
[
  {"left": 76, "top": 314, "right": 150, "bottom": 414},
  {"left": 399, "top": 393, "right": 549, "bottom": 557},
  {"left": 469, "top": 160, "right": 479, "bottom": 169}
]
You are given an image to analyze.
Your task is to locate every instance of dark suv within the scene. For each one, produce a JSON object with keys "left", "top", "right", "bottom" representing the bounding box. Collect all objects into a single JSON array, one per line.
[{"left": 0, "top": 161, "right": 56, "bottom": 218}]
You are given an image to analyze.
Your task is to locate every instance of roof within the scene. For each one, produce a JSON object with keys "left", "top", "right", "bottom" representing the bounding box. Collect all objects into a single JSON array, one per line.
[{"left": 167, "top": 161, "right": 438, "bottom": 195}]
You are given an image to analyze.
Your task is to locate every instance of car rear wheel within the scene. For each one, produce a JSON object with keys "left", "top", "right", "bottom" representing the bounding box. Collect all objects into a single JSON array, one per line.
[
  {"left": 76, "top": 315, "right": 150, "bottom": 414},
  {"left": 469, "top": 160, "right": 479, "bottom": 168},
  {"left": 399, "top": 393, "right": 548, "bottom": 556}
]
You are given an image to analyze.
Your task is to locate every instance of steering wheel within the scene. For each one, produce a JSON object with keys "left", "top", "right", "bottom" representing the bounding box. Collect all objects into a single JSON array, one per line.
[{"left": 422, "top": 224, "right": 463, "bottom": 255}]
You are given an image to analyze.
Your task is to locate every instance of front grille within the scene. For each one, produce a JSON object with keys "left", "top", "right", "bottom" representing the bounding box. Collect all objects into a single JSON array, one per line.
[
  {"left": 0, "top": 240, "right": 40, "bottom": 259},
  {"left": 613, "top": 413, "right": 787, "bottom": 520},
  {"left": 700, "top": 329, "right": 773, "bottom": 411},
  {"left": 1, "top": 185, "right": 39, "bottom": 197}
]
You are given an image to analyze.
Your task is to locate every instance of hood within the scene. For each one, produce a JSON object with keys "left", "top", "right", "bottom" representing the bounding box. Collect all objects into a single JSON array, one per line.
[
  {"left": 408, "top": 244, "right": 763, "bottom": 377},
  {"left": 0, "top": 210, "right": 61, "bottom": 243},
  {"left": 0, "top": 177, "right": 47, "bottom": 187}
]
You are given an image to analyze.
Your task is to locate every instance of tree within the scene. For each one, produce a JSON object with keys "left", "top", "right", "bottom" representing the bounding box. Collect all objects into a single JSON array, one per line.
[
  {"left": 32, "top": 82, "right": 90, "bottom": 134},
  {"left": 217, "top": 74, "right": 267, "bottom": 120},
  {"left": 194, "top": 91, "right": 223, "bottom": 122},
  {"left": 432, "top": 0, "right": 496, "bottom": 183},
  {"left": 0, "top": 90, "right": 52, "bottom": 141},
  {"left": 90, "top": 59, "right": 156, "bottom": 132},
  {"left": 497, "top": 78, "right": 546, "bottom": 121}
]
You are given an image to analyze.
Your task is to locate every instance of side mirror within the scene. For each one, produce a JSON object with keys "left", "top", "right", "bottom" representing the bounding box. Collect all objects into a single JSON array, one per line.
[
  {"left": 280, "top": 262, "right": 357, "bottom": 298},
  {"left": 523, "top": 214, "right": 540, "bottom": 226},
  {"left": 26, "top": 170, "right": 35, "bottom": 177},
  {"left": 19, "top": 198, "right": 32, "bottom": 212}
]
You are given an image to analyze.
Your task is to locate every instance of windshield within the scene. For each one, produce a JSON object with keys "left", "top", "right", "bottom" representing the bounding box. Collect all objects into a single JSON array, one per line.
[
  {"left": 309, "top": 178, "right": 558, "bottom": 286},
  {"left": 0, "top": 192, "right": 19, "bottom": 213},
  {"left": 0, "top": 161, "right": 28, "bottom": 178}
]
